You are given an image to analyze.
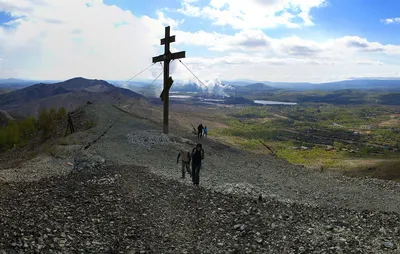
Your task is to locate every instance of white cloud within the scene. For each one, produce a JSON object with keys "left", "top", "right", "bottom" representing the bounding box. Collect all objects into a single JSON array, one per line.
[
  {"left": 175, "top": 29, "right": 272, "bottom": 52},
  {"left": 356, "top": 60, "right": 384, "bottom": 65},
  {"left": 177, "top": 0, "right": 326, "bottom": 29},
  {"left": 174, "top": 30, "right": 400, "bottom": 58},
  {"left": 0, "top": 0, "right": 171, "bottom": 80},
  {"left": 166, "top": 30, "right": 400, "bottom": 82},
  {"left": 0, "top": 0, "right": 400, "bottom": 83},
  {"left": 178, "top": 0, "right": 202, "bottom": 17},
  {"left": 382, "top": 17, "right": 400, "bottom": 24},
  {"left": 170, "top": 53, "right": 400, "bottom": 83},
  {"left": 156, "top": 10, "right": 185, "bottom": 28}
]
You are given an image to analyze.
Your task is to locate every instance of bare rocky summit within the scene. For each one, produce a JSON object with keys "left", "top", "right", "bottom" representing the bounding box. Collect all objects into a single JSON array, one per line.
[{"left": 0, "top": 104, "right": 399, "bottom": 253}]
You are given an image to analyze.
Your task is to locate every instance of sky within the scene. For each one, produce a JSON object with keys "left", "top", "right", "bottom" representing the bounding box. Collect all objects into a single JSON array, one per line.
[{"left": 1, "top": 0, "right": 400, "bottom": 83}]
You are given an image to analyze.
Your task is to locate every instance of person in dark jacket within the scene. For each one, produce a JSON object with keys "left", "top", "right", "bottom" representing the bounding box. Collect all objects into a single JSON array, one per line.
[
  {"left": 191, "top": 143, "right": 204, "bottom": 186},
  {"left": 197, "top": 123, "right": 204, "bottom": 139}
]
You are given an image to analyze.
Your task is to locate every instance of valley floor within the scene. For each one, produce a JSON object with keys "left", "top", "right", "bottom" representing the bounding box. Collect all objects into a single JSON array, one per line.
[{"left": 0, "top": 103, "right": 399, "bottom": 253}]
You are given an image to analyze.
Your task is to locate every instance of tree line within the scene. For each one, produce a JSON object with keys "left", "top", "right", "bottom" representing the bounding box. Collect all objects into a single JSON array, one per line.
[{"left": 0, "top": 107, "right": 67, "bottom": 150}]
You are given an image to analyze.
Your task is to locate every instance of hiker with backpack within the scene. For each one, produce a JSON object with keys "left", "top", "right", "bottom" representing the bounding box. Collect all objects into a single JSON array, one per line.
[
  {"left": 177, "top": 147, "right": 192, "bottom": 179},
  {"left": 191, "top": 143, "right": 204, "bottom": 186}
]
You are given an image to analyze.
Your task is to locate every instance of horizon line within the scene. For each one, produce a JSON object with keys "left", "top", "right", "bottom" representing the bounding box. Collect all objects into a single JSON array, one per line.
[{"left": 2, "top": 76, "right": 400, "bottom": 85}]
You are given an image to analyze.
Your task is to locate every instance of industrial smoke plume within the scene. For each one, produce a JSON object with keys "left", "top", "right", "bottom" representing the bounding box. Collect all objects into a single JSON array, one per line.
[
  {"left": 169, "top": 60, "right": 233, "bottom": 97},
  {"left": 193, "top": 78, "right": 233, "bottom": 97},
  {"left": 117, "top": 62, "right": 234, "bottom": 97},
  {"left": 151, "top": 77, "right": 234, "bottom": 97}
]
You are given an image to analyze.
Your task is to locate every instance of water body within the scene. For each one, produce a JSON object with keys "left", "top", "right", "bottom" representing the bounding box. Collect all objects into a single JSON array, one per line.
[
  {"left": 170, "top": 91, "right": 197, "bottom": 94},
  {"left": 203, "top": 99, "right": 225, "bottom": 102},
  {"left": 254, "top": 100, "right": 297, "bottom": 105},
  {"left": 170, "top": 95, "right": 192, "bottom": 99}
]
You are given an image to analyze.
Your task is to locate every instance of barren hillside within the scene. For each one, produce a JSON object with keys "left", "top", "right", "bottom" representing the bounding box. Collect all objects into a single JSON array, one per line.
[
  {"left": 0, "top": 102, "right": 399, "bottom": 253},
  {"left": 0, "top": 77, "right": 144, "bottom": 117},
  {"left": 0, "top": 109, "right": 14, "bottom": 125}
]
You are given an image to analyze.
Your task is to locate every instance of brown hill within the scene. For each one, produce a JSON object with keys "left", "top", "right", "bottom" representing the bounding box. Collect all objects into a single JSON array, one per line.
[{"left": 0, "top": 77, "right": 144, "bottom": 117}]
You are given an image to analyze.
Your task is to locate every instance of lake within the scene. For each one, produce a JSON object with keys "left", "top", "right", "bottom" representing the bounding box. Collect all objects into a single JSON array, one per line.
[
  {"left": 254, "top": 100, "right": 297, "bottom": 105},
  {"left": 170, "top": 95, "right": 192, "bottom": 99},
  {"left": 203, "top": 99, "right": 224, "bottom": 102}
]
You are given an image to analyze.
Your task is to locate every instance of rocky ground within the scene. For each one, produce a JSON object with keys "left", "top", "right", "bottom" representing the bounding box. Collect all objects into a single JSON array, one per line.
[
  {"left": 83, "top": 104, "right": 400, "bottom": 213},
  {"left": 0, "top": 103, "right": 400, "bottom": 253},
  {"left": 1, "top": 166, "right": 399, "bottom": 253}
]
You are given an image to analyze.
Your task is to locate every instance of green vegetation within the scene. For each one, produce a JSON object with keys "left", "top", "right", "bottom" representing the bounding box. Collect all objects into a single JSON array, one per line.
[
  {"left": 0, "top": 116, "right": 37, "bottom": 150},
  {"left": 344, "top": 160, "right": 400, "bottom": 182},
  {"left": 38, "top": 107, "right": 67, "bottom": 135},
  {"left": 214, "top": 104, "right": 400, "bottom": 171},
  {"left": 0, "top": 107, "right": 67, "bottom": 150},
  {"left": 216, "top": 119, "right": 281, "bottom": 140},
  {"left": 230, "top": 106, "right": 273, "bottom": 119},
  {"left": 276, "top": 147, "right": 343, "bottom": 170}
]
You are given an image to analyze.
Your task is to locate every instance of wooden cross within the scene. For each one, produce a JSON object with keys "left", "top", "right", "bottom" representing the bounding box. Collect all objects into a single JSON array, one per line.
[{"left": 152, "top": 26, "right": 186, "bottom": 134}]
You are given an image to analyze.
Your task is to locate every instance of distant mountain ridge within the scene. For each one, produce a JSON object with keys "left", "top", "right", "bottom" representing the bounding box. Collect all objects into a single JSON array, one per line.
[
  {"left": 235, "top": 83, "right": 279, "bottom": 91},
  {"left": 317, "top": 79, "right": 400, "bottom": 91},
  {"left": 0, "top": 77, "right": 144, "bottom": 118},
  {"left": 124, "top": 78, "right": 400, "bottom": 92},
  {"left": 226, "top": 79, "right": 400, "bottom": 92},
  {"left": 0, "top": 78, "right": 60, "bottom": 89},
  {"left": 4, "top": 77, "right": 400, "bottom": 92}
]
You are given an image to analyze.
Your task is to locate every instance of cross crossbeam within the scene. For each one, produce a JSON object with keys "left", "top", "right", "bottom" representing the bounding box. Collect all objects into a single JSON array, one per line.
[
  {"left": 152, "top": 26, "right": 186, "bottom": 134},
  {"left": 161, "top": 35, "right": 175, "bottom": 45},
  {"left": 152, "top": 51, "right": 186, "bottom": 63}
]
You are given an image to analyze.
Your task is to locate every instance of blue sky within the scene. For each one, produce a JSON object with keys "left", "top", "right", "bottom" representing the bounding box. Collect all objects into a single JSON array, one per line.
[
  {"left": 0, "top": 12, "right": 11, "bottom": 24},
  {"left": 102, "top": 0, "right": 400, "bottom": 43},
  {"left": 0, "top": 0, "right": 400, "bottom": 82}
]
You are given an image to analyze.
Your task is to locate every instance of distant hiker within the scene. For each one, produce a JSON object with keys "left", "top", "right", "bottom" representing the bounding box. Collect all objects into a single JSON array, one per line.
[
  {"left": 191, "top": 143, "right": 205, "bottom": 186},
  {"left": 197, "top": 123, "right": 204, "bottom": 138},
  {"left": 177, "top": 147, "right": 191, "bottom": 179},
  {"left": 203, "top": 126, "right": 208, "bottom": 138}
]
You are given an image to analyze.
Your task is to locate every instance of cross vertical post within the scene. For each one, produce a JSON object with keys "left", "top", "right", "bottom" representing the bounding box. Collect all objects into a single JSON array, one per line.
[
  {"left": 152, "top": 26, "right": 186, "bottom": 134},
  {"left": 163, "top": 26, "right": 170, "bottom": 135}
]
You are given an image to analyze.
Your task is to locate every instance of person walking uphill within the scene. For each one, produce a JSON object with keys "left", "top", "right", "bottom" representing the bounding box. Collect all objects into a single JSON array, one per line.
[
  {"left": 191, "top": 143, "right": 204, "bottom": 186},
  {"left": 197, "top": 123, "right": 204, "bottom": 139},
  {"left": 177, "top": 148, "right": 191, "bottom": 179},
  {"left": 203, "top": 126, "right": 208, "bottom": 138}
]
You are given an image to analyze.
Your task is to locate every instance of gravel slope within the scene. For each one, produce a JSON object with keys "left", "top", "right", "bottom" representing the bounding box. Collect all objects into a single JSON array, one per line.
[
  {"left": 80, "top": 105, "right": 400, "bottom": 214},
  {"left": 1, "top": 103, "right": 400, "bottom": 253},
  {"left": 1, "top": 166, "right": 399, "bottom": 253},
  {"left": 0, "top": 155, "right": 72, "bottom": 183}
]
